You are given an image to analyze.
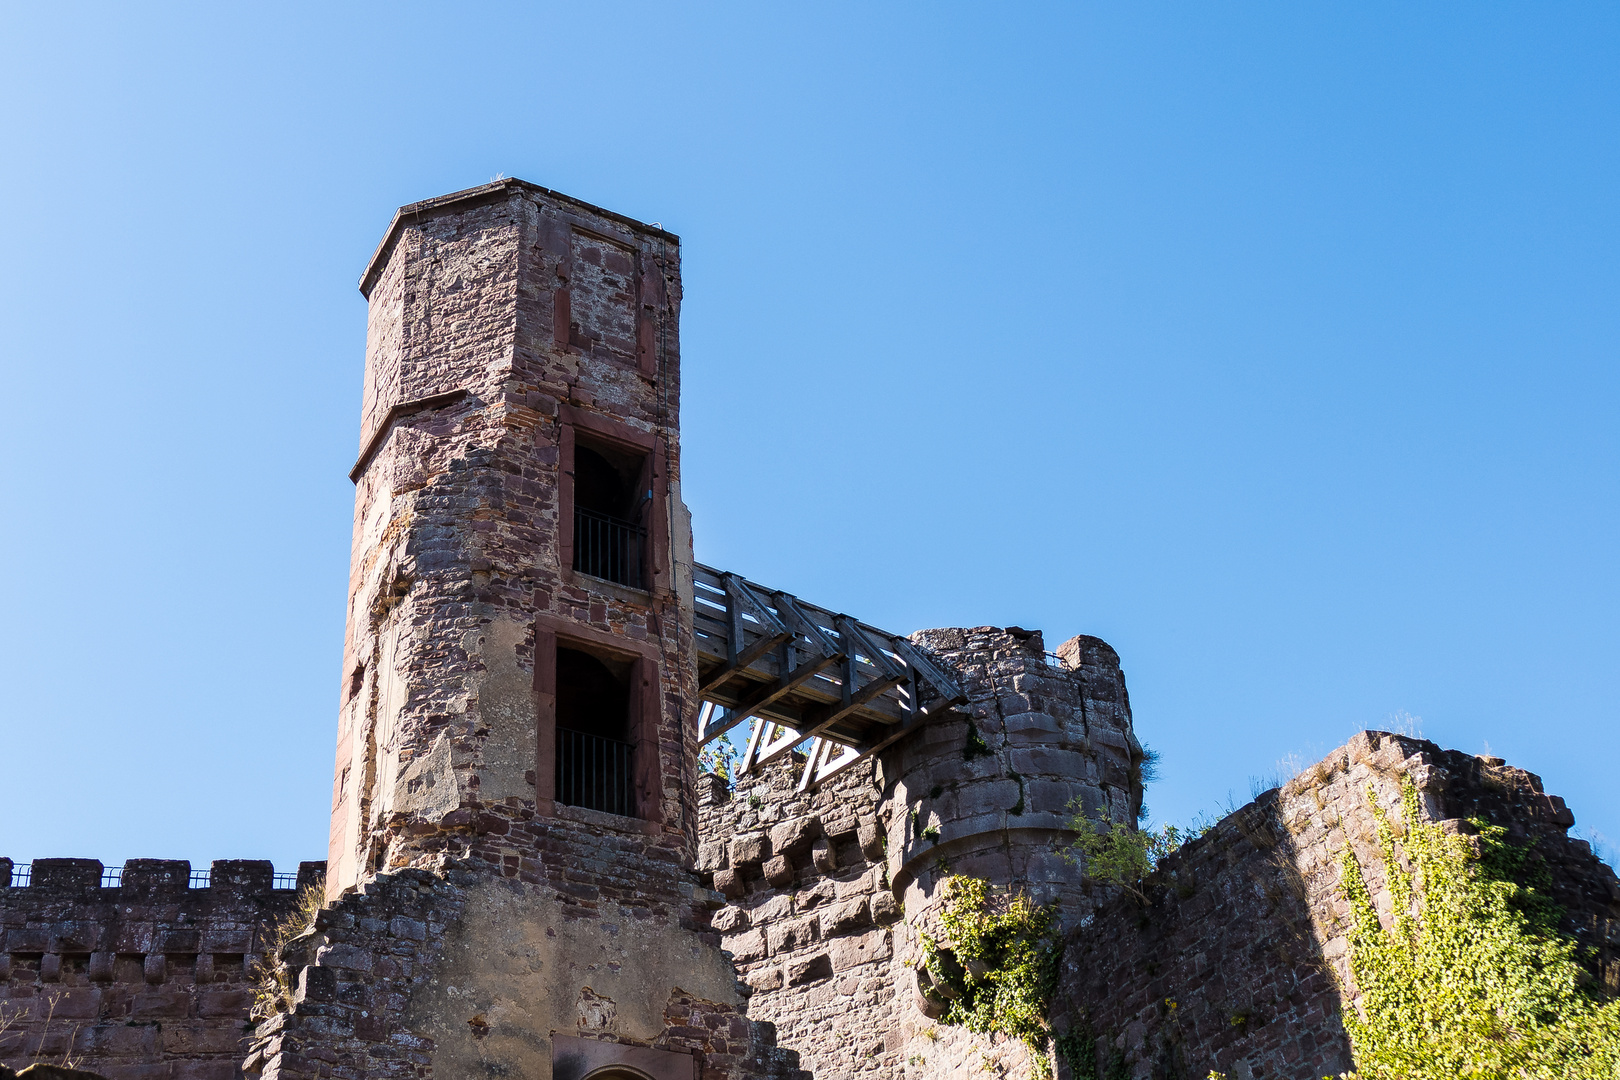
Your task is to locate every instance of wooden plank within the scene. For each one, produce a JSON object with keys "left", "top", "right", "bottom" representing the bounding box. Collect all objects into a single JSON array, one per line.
[
  {"left": 725, "top": 648, "right": 845, "bottom": 724},
  {"left": 791, "top": 671, "right": 906, "bottom": 744},
  {"left": 836, "top": 616, "right": 907, "bottom": 681},
  {"left": 889, "top": 637, "right": 966, "bottom": 706}
]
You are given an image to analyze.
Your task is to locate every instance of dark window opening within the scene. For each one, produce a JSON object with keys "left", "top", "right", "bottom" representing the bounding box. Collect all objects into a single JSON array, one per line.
[
  {"left": 555, "top": 647, "right": 636, "bottom": 816},
  {"left": 571, "top": 440, "right": 649, "bottom": 589}
]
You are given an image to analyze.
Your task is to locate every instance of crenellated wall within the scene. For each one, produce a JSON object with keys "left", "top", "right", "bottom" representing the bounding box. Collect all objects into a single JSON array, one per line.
[{"left": 0, "top": 859, "right": 323, "bottom": 1080}]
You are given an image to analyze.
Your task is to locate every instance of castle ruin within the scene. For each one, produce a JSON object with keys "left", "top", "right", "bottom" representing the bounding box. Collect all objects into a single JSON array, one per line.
[{"left": 2, "top": 180, "right": 1616, "bottom": 1080}]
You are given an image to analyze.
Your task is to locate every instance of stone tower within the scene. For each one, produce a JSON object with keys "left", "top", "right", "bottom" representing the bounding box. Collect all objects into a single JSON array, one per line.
[{"left": 258, "top": 180, "right": 761, "bottom": 1080}]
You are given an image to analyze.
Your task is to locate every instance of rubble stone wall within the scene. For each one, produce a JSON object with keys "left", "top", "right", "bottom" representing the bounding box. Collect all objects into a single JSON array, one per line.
[
  {"left": 0, "top": 859, "right": 323, "bottom": 1080},
  {"left": 1050, "top": 731, "right": 1620, "bottom": 1080}
]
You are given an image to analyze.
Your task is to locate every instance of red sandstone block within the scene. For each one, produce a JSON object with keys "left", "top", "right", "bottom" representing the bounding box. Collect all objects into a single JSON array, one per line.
[
  {"left": 43, "top": 986, "right": 103, "bottom": 1019},
  {"left": 159, "top": 1023, "right": 248, "bottom": 1055},
  {"left": 89, "top": 1020, "right": 160, "bottom": 1056},
  {"left": 99, "top": 1063, "right": 173, "bottom": 1080},
  {"left": 196, "top": 988, "right": 251, "bottom": 1018},
  {"left": 131, "top": 990, "right": 192, "bottom": 1019}
]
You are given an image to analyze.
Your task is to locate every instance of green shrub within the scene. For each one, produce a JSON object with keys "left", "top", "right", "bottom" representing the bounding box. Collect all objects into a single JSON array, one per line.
[{"left": 1064, "top": 813, "right": 1193, "bottom": 904}]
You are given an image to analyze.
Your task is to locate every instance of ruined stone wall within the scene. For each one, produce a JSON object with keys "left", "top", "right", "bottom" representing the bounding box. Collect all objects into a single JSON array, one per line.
[
  {"left": 696, "top": 626, "right": 1144, "bottom": 1080},
  {"left": 0, "top": 859, "right": 323, "bottom": 1080},
  {"left": 1050, "top": 731, "right": 1620, "bottom": 1080}
]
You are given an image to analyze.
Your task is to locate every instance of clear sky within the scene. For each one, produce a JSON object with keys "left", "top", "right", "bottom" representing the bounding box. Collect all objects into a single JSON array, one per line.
[{"left": 1, "top": 3, "right": 1614, "bottom": 874}]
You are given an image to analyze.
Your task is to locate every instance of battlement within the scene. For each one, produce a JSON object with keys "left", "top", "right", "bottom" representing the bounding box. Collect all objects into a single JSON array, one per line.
[
  {"left": 0, "top": 859, "right": 326, "bottom": 1079},
  {"left": 0, "top": 860, "right": 325, "bottom": 895}
]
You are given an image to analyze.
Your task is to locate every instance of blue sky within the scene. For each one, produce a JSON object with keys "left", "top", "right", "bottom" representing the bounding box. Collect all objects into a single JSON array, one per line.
[{"left": 1, "top": 3, "right": 1614, "bottom": 873}]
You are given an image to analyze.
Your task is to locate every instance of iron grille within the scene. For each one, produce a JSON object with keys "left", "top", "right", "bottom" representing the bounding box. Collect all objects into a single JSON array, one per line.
[
  {"left": 272, "top": 872, "right": 301, "bottom": 890},
  {"left": 573, "top": 507, "right": 645, "bottom": 589},
  {"left": 7, "top": 863, "right": 29, "bottom": 887},
  {"left": 556, "top": 728, "right": 636, "bottom": 818}
]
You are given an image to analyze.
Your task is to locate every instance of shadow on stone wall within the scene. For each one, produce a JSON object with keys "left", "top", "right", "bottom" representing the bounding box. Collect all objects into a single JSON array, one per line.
[{"left": 1051, "top": 791, "right": 1353, "bottom": 1080}]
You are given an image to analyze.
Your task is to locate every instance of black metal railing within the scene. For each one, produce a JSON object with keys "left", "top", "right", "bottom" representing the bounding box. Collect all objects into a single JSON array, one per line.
[
  {"left": 573, "top": 506, "right": 645, "bottom": 589},
  {"left": 556, "top": 728, "right": 636, "bottom": 817}
]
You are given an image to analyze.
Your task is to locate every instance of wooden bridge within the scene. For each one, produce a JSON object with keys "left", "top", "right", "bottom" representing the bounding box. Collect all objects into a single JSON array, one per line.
[{"left": 692, "top": 563, "right": 966, "bottom": 789}]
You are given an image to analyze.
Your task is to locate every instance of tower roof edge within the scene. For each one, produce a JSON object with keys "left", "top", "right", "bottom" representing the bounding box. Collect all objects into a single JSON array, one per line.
[{"left": 358, "top": 177, "right": 680, "bottom": 298}]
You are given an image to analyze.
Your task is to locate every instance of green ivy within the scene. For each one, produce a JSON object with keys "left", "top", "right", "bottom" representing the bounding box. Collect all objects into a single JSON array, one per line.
[
  {"left": 1337, "top": 780, "right": 1620, "bottom": 1079},
  {"left": 1054, "top": 1027, "right": 1097, "bottom": 1080},
  {"left": 922, "top": 875, "right": 1063, "bottom": 1079}
]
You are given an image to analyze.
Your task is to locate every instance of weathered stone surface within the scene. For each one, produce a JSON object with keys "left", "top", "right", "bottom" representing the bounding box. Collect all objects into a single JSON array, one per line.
[
  {"left": 809, "top": 837, "right": 837, "bottom": 875},
  {"left": 0, "top": 863, "right": 322, "bottom": 1078},
  {"left": 818, "top": 899, "right": 870, "bottom": 938},
  {"left": 712, "top": 868, "right": 745, "bottom": 899},
  {"left": 856, "top": 822, "right": 886, "bottom": 863},
  {"left": 1050, "top": 731, "right": 1620, "bottom": 1080},
  {"left": 786, "top": 953, "right": 832, "bottom": 986},
  {"left": 769, "top": 816, "right": 821, "bottom": 857},
  {"left": 761, "top": 855, "right": 794, "bottom": 888},
  {"left": 730, "top": 834, "right": 770, "bottom": 867}
]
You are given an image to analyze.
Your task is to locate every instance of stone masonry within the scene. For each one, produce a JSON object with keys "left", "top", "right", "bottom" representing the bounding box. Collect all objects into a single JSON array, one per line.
[
  {"left": 0, "top": 859, "right": 323, "bottom": 1080},
  {"left": 3, "top": 180, "right": 1617, "bottom": 1080},
  {"left": 696, "top": 627, "right": 1147, "bottom": 1080},
  {"left": 254, "top": 178, "right": 777, "bottom": 1080}
]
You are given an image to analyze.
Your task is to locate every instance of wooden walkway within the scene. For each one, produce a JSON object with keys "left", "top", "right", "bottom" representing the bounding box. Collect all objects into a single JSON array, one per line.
[{"left": 693, "top": 563, "right": 965, "bottom": 789}]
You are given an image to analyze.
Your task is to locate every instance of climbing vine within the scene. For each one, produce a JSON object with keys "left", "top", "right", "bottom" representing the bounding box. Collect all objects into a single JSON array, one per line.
[
  {"left": 920, "top": 875, "right": 1063, "bottom": 1078},
  {"left": 1336, "top": 780, "right": 1620, "bottom": 1079}
]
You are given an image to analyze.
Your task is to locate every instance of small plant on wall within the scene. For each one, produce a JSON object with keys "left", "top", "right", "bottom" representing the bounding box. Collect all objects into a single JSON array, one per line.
[
  {"left": 1063, "top": 809, "right": 1197, "bottom": 904},
  {"left": 920, "top": 875, "right": 1064, "bottom": 1079}
]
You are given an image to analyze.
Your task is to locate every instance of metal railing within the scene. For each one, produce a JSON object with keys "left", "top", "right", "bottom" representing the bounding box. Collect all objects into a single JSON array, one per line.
[
  {"left": 3, "top": 863, "right": 308, "bottom": 888},
  {"left": 556, "top": 728, "right": 636, "bottom": 818},
  {"left": 573, "top": 507, "right": 645, "bottom": 589}
]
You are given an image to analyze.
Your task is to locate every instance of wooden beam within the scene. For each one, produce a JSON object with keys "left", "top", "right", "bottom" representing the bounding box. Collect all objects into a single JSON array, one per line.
[
  {"left": 889, "top": 636, "right": 966, "bottom": 706},
  {"left": 698, "top": 627, "right": 791, "bottom": 695},
  {"left": 726, "top": 647, "right": 845, "bottom": 724},
  {"left": 773, "top": 592, "right": 842, "bottom": 658}
]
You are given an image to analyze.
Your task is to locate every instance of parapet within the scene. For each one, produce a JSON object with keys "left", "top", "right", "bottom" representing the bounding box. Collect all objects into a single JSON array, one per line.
[{"left": 0, "top": 859, "right": 325, "bottom": 1078}]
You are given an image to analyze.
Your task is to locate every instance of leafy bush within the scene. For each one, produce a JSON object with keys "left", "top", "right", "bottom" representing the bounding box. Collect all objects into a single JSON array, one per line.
[
  {"left": 699, "top": 738, "right": 739, "bottom": 786},
  {"left": 1064, "top": 811, "right": 1194, "bottom": 904}
]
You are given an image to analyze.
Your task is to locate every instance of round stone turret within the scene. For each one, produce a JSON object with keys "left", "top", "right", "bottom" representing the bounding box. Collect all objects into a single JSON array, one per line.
[{"left": 888, "top": 626, "right": 1144, "bottom": 917}]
